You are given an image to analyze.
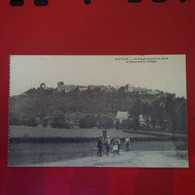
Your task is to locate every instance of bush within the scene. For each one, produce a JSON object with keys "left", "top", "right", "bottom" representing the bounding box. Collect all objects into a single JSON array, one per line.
[
  {"left": 23, "top": 117, "right": 38, "bottom": 127},
  {"left": 50, "top": 113, "right": 72, "bottom": 129},
  {"left": 51, "top": 119, "right": 72, "bottom": 129},
  {"left": 79, "top": 114, "right": 96, "bottom": 128},
  {"left": 42, "top": 118, "right": 49, "bottom": 127},
  {"left": 115, "top": 119, "right": 120, "bottom": 129},
  {"left": 9, "top": 115, "right": 22, "bottom": 126},
  {"left": 97, "top": 116, "right": 114, "bottom": 129}
]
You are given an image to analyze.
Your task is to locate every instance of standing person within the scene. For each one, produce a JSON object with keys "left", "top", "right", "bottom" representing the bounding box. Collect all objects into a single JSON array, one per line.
[
  {"left": 113, "top": 138, "right": 119, "bottom": 155},
  {"left": 105, "top": 136, "right": 111, "bottom": 156},
  {"left": 117, "top": 137, "right": 121, "bottom": 154},
  {"left": 97, "top": 137, "right": 103, "bottom": 157},
  {"left": 111, "top": 137, "right": 114, "bottom": 146},
  {"left": 125, "top": 137, "right": 130, "bottom": 151}
]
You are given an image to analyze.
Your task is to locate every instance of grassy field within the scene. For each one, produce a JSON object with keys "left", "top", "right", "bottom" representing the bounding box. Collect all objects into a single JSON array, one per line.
[
  {"left": 9, "top": 125, "right": 157, "bottom": 138},
  {"left": 9, "top": 142, "right": 96, "bottom": 166},
  {"left": 9, "top": 125, "right": 187, "bottom": 139}
]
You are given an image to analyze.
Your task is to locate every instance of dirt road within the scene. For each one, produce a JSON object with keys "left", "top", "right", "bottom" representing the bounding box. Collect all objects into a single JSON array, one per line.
[{"left": 19, "top": 150, "right": 188, "bottom": 167}]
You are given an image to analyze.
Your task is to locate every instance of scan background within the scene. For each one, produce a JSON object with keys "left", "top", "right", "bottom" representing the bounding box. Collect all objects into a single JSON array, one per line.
[{"left": 0, "top": 1, "right": 195, "bottom": 195}]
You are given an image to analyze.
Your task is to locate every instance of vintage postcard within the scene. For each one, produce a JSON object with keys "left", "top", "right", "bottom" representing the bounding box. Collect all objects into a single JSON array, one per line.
[{"left": 8, "top": 55, "right": 188, "bottom": 167}]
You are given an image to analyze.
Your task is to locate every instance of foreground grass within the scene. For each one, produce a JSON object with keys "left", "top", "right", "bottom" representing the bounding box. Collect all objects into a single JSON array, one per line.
[{"left": 8, "top": 140, "right": 187, "bottom": 166}]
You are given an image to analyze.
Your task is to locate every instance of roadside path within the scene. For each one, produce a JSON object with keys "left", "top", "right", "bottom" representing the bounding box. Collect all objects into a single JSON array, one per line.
[{"left": 19, "top": 150, "right": 188, "bottom": 167}]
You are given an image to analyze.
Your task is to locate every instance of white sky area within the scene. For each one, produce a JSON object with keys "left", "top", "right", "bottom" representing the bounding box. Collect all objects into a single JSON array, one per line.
[{"left": 10, "top": 55, "right": 187, "bottom": 98}]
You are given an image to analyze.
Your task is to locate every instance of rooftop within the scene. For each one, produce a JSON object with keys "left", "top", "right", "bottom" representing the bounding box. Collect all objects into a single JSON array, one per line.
[{"left": 116, "top": 111, "right": 129, "bottom": 119}]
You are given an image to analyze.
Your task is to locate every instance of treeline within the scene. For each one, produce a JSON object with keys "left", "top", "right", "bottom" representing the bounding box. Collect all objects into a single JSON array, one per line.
[
  {"left": 116, "top": 96, "right": 187, "bottom": 133},
  {"left": 9, "top": 87, "right": 187, "bottom": 132}
]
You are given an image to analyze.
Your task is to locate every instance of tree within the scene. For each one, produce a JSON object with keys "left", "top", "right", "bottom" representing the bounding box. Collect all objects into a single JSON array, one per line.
[
  {"left": 130, "top": 98, "right": 142, "bottom": 117},
  {"left": 121, "top": 120, "right": 127, "bottom": 129},
  {"left": 115, "top": 119, "right": 120, "bottom": 129},
  {"left": 42, "top": 118, "right": 49, "bottom": 127},
  {"left": 23, "top": 116, "right": 38, "bottom": 127},
  {"left": 50, "top": 112, "right": 72, "bottom": 129},
  {"left": 79, "top": 118, "right": 87, "bottom": 128},
  {"left": 79, "top": 114, "right": 96, "bottom": 128},
  {"left": 132, "top": 116, "right": 139, "bottom": 130},
  {"left": 97, "top": 116, "right": 114, "bottom": 129},
  {"left": 9, "top": 114, "right": 21, "bottom": 126}
]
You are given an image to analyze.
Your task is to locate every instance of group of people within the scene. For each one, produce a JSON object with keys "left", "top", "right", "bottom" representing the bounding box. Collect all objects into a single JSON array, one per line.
[{"left": 97, "top": 136, "right": 131, "bottom": 157}]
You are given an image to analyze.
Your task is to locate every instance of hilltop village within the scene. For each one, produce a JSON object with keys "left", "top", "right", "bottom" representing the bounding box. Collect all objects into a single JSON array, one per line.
[
  {"left": 10, "top": 82, "right": 186, "bottom": 133},
  {"left": 36, "top": 82, "right": 165, "bottom": 96}
]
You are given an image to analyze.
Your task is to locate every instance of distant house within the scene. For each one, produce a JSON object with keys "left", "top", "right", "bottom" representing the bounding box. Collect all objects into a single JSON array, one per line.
[
  {"left": 124, "top": 84, "right": 135, "bottom": 93},
  {"left": 104, "top": 85, "right": 114, "bottom": 92},
  {"left": 148, "top": 89, "right": 162, "bottom": 95},
  {"left": 40, "top": 83, "right": 46, "bottom": 89},
  {"left": 115, "top": 111, "right": 129, "bottom": 123},
  {"left": 136, "top": 87, "right": 148, "bottom": 94},
  {"left": 139, "top": 114, "right": 152, "bottom": 128},
  {"left": 57, "top": 81, "right": 64, "bottom": 92},
  {"left": 46, "top": 87, "right": 54, "bottom": 91},
  {"left": 139, "top": 114, "right": 147, "bottom": 126},
  {"left": 88, "top": 85, "right": 106, "bottom": 91},
  {"left": 77, "top": 86, "right": 88, "bottom": 91},
  {"left": 64, "top": 85, "right": 75, "bottom": 93},
  {"left": 57, "top": 82, "right": 75, "bottom": 93},
  {"left": 58, "top": 81, "right": 64, "bottom": 87}
]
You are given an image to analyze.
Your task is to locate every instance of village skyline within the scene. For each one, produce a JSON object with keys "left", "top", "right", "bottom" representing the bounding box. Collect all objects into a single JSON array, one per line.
[
  {"left": 21, "top": 82, "right": 172, "bottom": 96},
  {"left": 10, "top": 81, "right": 179, "bottom": 99},
  {"left": 10, "top": 55, "right": 187, "bottom": 97}
]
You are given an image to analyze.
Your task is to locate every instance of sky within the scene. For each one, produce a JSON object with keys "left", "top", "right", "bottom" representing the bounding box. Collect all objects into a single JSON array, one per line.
[{"left": 10, "top": 55, "right": 187, "bottom": 98}]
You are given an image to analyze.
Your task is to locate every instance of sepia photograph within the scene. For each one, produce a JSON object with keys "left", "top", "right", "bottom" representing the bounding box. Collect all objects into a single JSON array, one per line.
[{"left": 8, "top": 55, "right": 188, "bottom": 167}]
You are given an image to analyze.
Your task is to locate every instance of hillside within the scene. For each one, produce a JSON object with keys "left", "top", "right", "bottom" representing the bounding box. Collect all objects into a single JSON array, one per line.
[{"left": 9, "top": 85, "right": 187, "bottom": 132}]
